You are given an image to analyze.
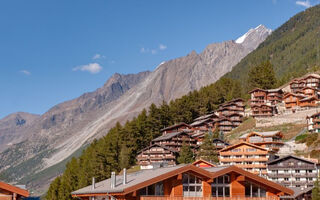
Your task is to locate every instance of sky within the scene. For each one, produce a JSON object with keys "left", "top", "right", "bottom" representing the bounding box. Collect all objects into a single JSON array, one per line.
[{"left": 0, "top": 0, "right": 318, "bottom": 119}]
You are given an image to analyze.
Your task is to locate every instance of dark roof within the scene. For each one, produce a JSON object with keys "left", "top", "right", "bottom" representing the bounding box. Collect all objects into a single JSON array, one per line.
[
  {"left": 248, "top": 88, "right": 267, "bottom": 93},
  {"left": 160, "top": 122, "right": 191, "bottom": 132},
  {"left": 267, "top": 155, "right": 317, "bottom": 165},
  {"left": 281, "top": 187, "right": 313, "bottom": 199},
  {"left": 219, "top": 142, "right": 268, "bottom": 152},
  {"left": 212, "top": 138, "right": 229, "bottom": 145},
  {"left": 137, "top": 143, "right": 178, "bottom": 154},
  {"left": 152, "top": 130, "right": 193, "bottom": 142}
]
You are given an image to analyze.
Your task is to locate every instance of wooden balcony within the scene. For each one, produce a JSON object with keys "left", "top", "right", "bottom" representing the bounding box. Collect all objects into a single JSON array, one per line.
[{"left": 140, "top": 196, "right": 278, "bottom": 200}]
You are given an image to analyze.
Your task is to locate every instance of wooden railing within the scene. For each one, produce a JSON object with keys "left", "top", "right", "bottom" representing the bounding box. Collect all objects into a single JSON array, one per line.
[{"left": 140, "top": 196, "right": 278, "bottom": 200}]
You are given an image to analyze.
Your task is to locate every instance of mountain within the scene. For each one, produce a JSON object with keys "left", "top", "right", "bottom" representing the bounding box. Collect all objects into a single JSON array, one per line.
[
  {"left": 0, "top": 112, "right": 40, "bottom": 152},
  {"left": 226, "top": 5, "right": 320, "bottom": 87},
  {"left": 0, "top": 25, "right": 271, "bottom": 194}
]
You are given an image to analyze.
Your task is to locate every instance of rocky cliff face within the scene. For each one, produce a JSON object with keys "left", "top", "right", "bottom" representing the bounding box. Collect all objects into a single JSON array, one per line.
[{"left": 0, "top": 25, "right": 271, "bottom": 194}]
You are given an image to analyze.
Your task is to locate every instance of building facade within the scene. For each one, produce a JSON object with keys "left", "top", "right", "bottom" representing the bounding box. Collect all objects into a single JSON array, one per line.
[
  {"left": 267, "top": 155, "right": 318, "bottom": 188},
  {"left": 239, "top": 131, "right": 284, "bottom": 152},
  {"left": 72, "top": 164, "right": 294, "bottom": 200},
  {"left": 219, "top": 142, "right": 274, "bottom": 177}
]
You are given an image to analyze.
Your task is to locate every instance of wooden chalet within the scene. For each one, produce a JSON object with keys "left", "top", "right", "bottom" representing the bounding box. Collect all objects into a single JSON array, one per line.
[
  {"left": 266, "top": 89, "right": 283, "bottom": 105},
  {"left": 283, "top": 93, "right": 306, "bottom": 109},
  {"left": 251, "top": 104, "right": 277, "bottom": 118},
  {"left": 71, "top": 164, "right": 294, "bottom": 200},
  {"left": 306, "top": 111, "right": 320, "bottom": 133},
  {"left": 137, "top": 144, "right": 178, "bottom": 169},
  {"left": 299, "top": 96, "right": 318, "bottom": 108},
  {"left": 296, "top": 86, "right": 320, "bottom": 98},
  {"left": 152, "top": 130, "right": 196, "bottom": 151},
  {"left": 249, "top": 88, "right": 268, "bottom": 106},
  {"left": 219, "top": 142, "right": 275, "bottom": 177},
  {"left": 160, "top": 123, "right": 192, "bottom": 135},
  {"left": 218, "top": 99, "right": 245, "bottom": 116},
  {"left": 289, "top": 74, "right": 320, "bottom": 93},
  {"left": 217, "top": 117, "right": 234, "bottom": 133},
  {"left": 239, "top": 131, "right": 284, "bottom": 152},
  {"left": 0, "top": 181, "right": 29, "bottom": 200}
]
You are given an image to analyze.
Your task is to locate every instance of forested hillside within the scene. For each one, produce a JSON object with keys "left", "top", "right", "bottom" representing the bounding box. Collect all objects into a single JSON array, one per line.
[
  {"left": 45, "top": 77, "right": 243, "bottom": 200},
  {"left": 45, "top": 5, "right": 320, "bottom": 200},
  {"left": 226, "top": 4, "right": 320, "bottom": 90}
]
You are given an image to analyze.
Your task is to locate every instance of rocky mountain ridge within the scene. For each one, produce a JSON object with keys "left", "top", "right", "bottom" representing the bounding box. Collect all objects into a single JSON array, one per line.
[{"left": 0, "top": 25, "right": 271, "bottom": 194}]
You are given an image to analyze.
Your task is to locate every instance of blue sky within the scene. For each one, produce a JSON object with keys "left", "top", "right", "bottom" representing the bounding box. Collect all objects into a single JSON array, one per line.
[{"left": 0, "top": 0, "right": 317, "bottom": 118}]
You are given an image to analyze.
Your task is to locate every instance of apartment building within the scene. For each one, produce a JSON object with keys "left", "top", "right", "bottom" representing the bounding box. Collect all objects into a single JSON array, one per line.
[
  {"left": 239, "top": 131, "right": 284, "bottom": 152},
  {"left": 307, "top": 111, "right": 320, "bottom": 133},
  {"left": 219, "top": 142, "right": 275, "bottom": 177},
  {"left": 267, "top": 155, "right": 318, "bottom": 188}
]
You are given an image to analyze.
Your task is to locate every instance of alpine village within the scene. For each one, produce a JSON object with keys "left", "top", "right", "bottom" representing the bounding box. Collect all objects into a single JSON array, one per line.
[{"left": 3, "top": 3, "right": 320, "bottom": 200}]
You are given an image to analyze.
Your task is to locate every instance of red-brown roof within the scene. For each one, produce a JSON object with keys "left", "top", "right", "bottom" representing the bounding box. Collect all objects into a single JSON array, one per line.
[
  {"left": 219, "top": 142, "right": 269, "bottom": 152},
  {"left": 192, "top": 159, "right": 216, "bottom": 167},
  {"left": 0, "top": 181, "right": 29, "bottom": 197}
]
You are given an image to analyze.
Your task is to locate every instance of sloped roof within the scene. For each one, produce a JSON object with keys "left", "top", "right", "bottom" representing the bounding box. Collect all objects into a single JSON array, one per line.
[
  {"left": 160, "top": 122, "right": 191, "bottom": 132},
  {"left": 137, "top": 143, "right": 178, "bottom": 154},
  {"left": 267, "top": 155, "right": 317, "bottom": 165},
  {"left": 152, "top": 130, "right": 193, "bottom": 142},
  {"left": 300, "top": 95, "right": 317, "bottom": 102},
  {"left": 194, "top": 113, "right": 218, "bottom": 121},
  {"left": 248, "top": 88, "right": 267, "bottom": 93},
  {"left": 190, "top": 118, "right": 213, "bottom": 127},
  {"left": 192, "top": 159, "right": 216, "bottom": 167},
  {"left": 0, "top": 181, "right": 29, "bottom": 197},
  {"left": 219, "top": 142, "right": 268, "bottom": 152},
  {"left": 239, "top": 131, "right": 281, "bottom": 139},
  {"left": 72, "top": 164, "right": 293, "bottom": 197},
  {"left": 212, "top": 138, "right": 229, "bottom": 145}
]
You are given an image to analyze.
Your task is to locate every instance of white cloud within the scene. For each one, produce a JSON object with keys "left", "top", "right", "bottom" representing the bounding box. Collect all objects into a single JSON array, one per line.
[
  {"left": 159, "top": 44, "right": 167, "bottom": 50},
  {"left": 73, "top": 63, "right": 102, "bottom": 74},
  {"left": 151, "top": 49, "right": 157, "bottom": 54},
  {"left": 296, "top": 0, "right": 311, "bottom": 8},
  {"left": 20, "top": 70, "right": 31, "bottom": 75},
  {"left": 140, "top": 47, "right": 148, "bottom": 53},
  {"left": 92, "top": 53, "right": 106, "bottom": 60}
]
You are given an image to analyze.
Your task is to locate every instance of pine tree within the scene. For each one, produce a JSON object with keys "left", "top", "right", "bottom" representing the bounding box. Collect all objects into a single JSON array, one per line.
[
  {"left": 248, "top": 60, "right": 277, "bottom": 90},
  {"left": 177, "top": 141, "right": 194, "bottom": 164},
  {"left": 197, "top": 133, "right": 219, "bottom": 163},
  {"left": 312, "top": 175, "right": 320, "bottom": 200}
]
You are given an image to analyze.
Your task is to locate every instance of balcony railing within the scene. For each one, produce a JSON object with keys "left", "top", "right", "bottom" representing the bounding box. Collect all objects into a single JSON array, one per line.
[{"left": 140, "top": 196, "right": 278, "bottom": 200}]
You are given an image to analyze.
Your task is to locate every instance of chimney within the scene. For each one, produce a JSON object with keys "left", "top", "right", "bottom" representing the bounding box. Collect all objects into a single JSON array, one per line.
[
  {"left": 92, "top": 177, "right": 95, "bottom": 190},
  {"left": 123, "top": 168, "right": 127, "bottom": 185},
  {"left": 111, "top": 172, "right": 116, "bottom": 189}
]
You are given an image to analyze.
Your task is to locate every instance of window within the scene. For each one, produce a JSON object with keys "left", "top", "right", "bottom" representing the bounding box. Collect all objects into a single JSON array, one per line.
[
  {"left": 245, "top": 181, "right": 266, "bottom": 197},
  {"left": 139, "top": 181, "right": 164, "bottom": 196},
  {"left": 295, "top": 170, "right": 300, "bottom": 173},
  {"left": 183, "top": 173, "right": 202, "bottom": 197},
  {"left": 296, "top": 178, "right": 300, "bottom": 181},
  {"left": 212, "top": 175, "right": 230, "bottom": 197}
]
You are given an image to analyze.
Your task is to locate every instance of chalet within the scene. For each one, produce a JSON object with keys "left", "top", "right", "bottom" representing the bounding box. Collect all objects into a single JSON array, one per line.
[
  {"left": 266, "top": 89, "right": 283, "bottom": 105},
  {"left": 251, "top": 104, "right": 277, "bottom": 118},
  {"left": 212, "top": 138, "right": 229, "bottom": 151},
  {"left": 160, "top": 123, "right": 192, "bottom": 135},
  {"left": 289, "top": 74, "right": 320, "bottom": 93},
  {"left": 249, "top": 88, "right": 268, "bottom": 106},
  {"left": 152, "top": 130, "right": 196, "bottom": 152},
  {"left": 71, "top": 164, "right": 294, "bottom": 200},
  {"left": 299, "top": 96, "right": 318, "bottom": 108},
  {"left": 219, "top": 142, "right": 275, "bottom": 177},
  {"left": 306, "top": 112, "right": 320, "bottom": 133},
  {"left": 283, "top": 93, "right": 306, "bottom": 109},
  {"left": 297, "top": 86, "right": 320, "bottom": 98},
  {"left": 239, "top": 131, "right": 284, "bottom": 152},
  {"left": 218, "top": 99, "right": 245, "bottom": 116},
  {"left": 217, "top": 117, "right": 234, "bottom": 133},
  {"left": 0, "top": 181, "right": 29, "bottom": 200},
  {"left": 136, "top": 144, "right": 178, "bottom": 169},
  {"left": 226, "top": 113, "right": 243, "bottom": 127},
  {"left": 193, "top": 113, "right": 219, "bottom": 122},
  {"left": 267, "top": 155, "right": 318, "bottom": 188}
]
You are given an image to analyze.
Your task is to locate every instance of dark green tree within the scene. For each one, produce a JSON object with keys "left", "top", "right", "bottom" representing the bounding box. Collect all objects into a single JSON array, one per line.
[
  {"left": 197, "top": 133, "right": 219, "bottom": 163},
  {"left": 248, "top": 60, "right": 277, "bottom": 90},
  {"left": 177, "top": 141, "right": 194, "bottom": 164}
]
